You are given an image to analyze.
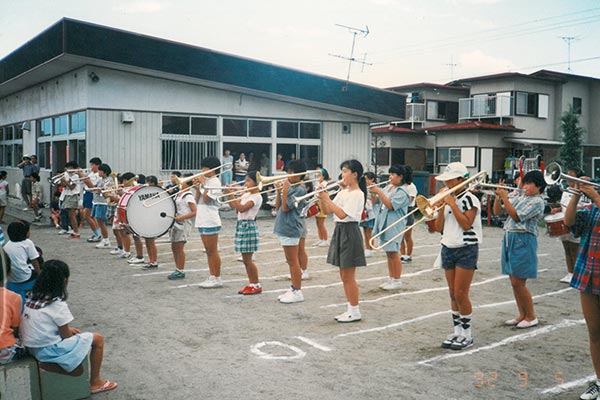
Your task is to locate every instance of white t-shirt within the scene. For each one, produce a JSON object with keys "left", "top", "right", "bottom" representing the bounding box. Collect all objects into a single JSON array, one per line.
[
  {"left": 195, "top": 176, "right": 222, "bottom": 228},
  {"left": 21, "top": 300, "right": 74, "bottom": 348},
  {"left": 5, "top": 239, "right": 39, "bottom": 283},
  {"left": 62, "top": 172, "right": 81, "bottom": 196},
  {"left": 0, "top": 179, "right": 8, "bottom": 198},
  {"left": 83, "top": 171, "right": 101, "bottom": 193},
  {"left": 238, "top": 192, "right": 263, "bottom": 220},
  {"left": 440, "top": 192, "right": 482, "bottom": 248},
  {"left": 560, "top": 191, "right": 589, "bottom": 210},
  {"left": 175, "top": 191, "right": 195, "bottom": 217},
  {"left": 403, "top": 183, "right": 418, "bottom": 207},
  {"left": 332, "top": 188, "right": 365, "bottom": 223}
]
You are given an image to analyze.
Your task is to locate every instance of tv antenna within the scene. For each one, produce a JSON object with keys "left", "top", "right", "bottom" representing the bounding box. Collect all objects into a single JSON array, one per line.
[
  {"left": 445, "top": 55, "right": 458, "bottom": 81},
  {"left": 329, "top": 24, "right": 372, "bottom": 91},
  {"left": 560, "top": 36, "right": 580, "bottom": 73}
]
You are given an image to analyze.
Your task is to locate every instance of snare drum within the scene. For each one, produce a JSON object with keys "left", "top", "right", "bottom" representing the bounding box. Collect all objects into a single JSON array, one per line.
[
  {"left": 117, "top": 185, "right": 175, "bottom": 238},
  {"left": 544, "top": 212, "right": 570, "bottom": 237}
]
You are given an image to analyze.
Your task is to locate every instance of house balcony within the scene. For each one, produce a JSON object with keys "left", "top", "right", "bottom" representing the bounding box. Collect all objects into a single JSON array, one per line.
[
  {"left": 403, "top": 103, "right": 426, "bottom": 128},
  {"left": 459, "top": 95, "right": 513, "bottom": 121}
]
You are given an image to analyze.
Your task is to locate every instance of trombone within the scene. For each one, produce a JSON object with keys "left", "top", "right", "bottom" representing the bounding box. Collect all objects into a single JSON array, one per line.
[
  {"left": 367, "top": 179, "right": 391, "bottom": 189},
  {"left": 48, "top": 169, "right": 89, "bottom": 184},
  {"left": 472, "top": 182, "right": 522, "bottom": 196},
  {"left": 544, "top": 162, "right": 600, "bottom": 195},
  {"left": 216, "top": 178, "right": 320, "bottom": 205},
  {"left": 255, "top": 170, "right": 321, "bottom": 190},
  {"left": 369, "top": 171, "right": 487, "bottom": 250},
  {"left": 291, "top": 180, "right": 343, "bottom": 208}
]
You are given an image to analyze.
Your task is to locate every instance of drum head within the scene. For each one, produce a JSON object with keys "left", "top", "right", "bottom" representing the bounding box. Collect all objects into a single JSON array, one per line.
[
  {"left": 544, "top": 212, "right": 565, "bottom": 223},
  {"left": 123, "top": 186, "right": 175, "bottom": 238}
]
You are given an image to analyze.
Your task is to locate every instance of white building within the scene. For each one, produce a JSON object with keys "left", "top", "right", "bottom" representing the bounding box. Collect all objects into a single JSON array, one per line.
[{"left": 0, "top": 18, "right": 405, "bottom": 199}]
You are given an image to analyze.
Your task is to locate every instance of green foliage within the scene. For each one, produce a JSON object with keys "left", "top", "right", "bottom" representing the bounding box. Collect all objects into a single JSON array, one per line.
[{"left": 558, "top": 105, "right": 584, "bottom": 171}]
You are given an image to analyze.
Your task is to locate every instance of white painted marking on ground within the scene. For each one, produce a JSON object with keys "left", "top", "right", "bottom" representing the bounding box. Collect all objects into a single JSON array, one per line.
[
  {"left": 335, "top": 286, "right": 571, "bottom": 338},
  {"left": 157, "top": 240, "right": 280, "bottom": 256},
  {"left": 250, "top": 341, "right": 306, "bottom": 360},
  {"left": 539, "top": 374, "right": 597, "bottom": 395},
  {"left": 416, "top": 319, "right": 585, "bottom": 365},
  {"left": 295, "top": 336, "right": 333, "bottom": 352}
]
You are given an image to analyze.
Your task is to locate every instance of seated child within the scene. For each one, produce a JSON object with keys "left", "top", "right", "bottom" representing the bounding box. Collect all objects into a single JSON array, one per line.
[
  {"left": 50, "top": 191, "right": 61, "bottom": 229},
  {"left": 0, "top": 252, "right": 25, "bottom": 364},
  {"left": 5, "top": 221, "right": 41, "bottom": 306},
  {"left": 21, "top": 260, "right": 117, "bottom": 394}
]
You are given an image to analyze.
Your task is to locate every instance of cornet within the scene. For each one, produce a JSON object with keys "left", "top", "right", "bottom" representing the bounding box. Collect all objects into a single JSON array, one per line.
[{"left": 544, "top": 162, "right": 600, "bottom": 195}]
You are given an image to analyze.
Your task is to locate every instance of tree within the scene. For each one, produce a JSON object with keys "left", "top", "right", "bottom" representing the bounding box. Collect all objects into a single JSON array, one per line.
[{"left": 558, "top": 105, "right": 584, "bottom": 171}]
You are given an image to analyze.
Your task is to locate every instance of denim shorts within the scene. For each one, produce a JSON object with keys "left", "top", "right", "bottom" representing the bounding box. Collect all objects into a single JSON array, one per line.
[
  {"left": 92, "top": 204, "right": 107, "bottom": 221},
  {"left": 197, "top": 226, "right": 221, "bottom": 236},
  {"left": 441, "top": 244, "right": 478, "bottom": 270},
  {"left": 278, "top": 235, "right": 300, "bottom": 246}
]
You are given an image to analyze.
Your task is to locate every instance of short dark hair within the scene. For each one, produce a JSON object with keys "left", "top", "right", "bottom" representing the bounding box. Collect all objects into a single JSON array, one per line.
[
  {"left": 98, "top": 163, "right": 112, "bottom": 176},
  {"left": 363, "top": 171, "right": 377, "bottom": 181},
  {"left": 120, "top": 172, "right": 135, "bottom": 183},
  {"left": 171, "top": 171, "right": 182, "bottom": 177},
  {"left": 247, "top": 170, "right": 258, "bottom": 185},
  {"left": 201, "top": 156, "right": 221, "bottom": 171},
  {"left": 319, "top": 168, "right": 330, "bottom": 181},
  {"left": 7, "top": 221, "right": 29, "bottom": 242},
  {"left": 523, "top": 170, "right": 546, "bottom": 193},
  {"left": 137, "top": 174, "right": 146, "bottom": 185},
  {"left": 388, "top": 164, "right": 404, "bottom": 176},
  {"left": 89, "top": 157, "right": 102, "bottom": 166},
  {"left": 286, "top": 160, "right": 307, "bottom": 174},
  {"left": 146, "top": 175, "right": 159, "bottom": 186},
  {"left": 65, "top": 161, "right": 79, "bottom": 169},
  {"left": 53, "top": 191, "right": 61, "bottom": 198},
  {"left": 0, "top": 171, "right": 7, "bottom": 179}
]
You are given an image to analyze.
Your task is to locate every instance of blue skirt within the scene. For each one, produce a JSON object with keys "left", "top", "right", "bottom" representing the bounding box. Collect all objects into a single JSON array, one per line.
[
  {"left": 501, "top": 232, "right": 538, "bottom": 279},
  {"left": 29, "top": 332, "right": 93, "bottom": 373}
]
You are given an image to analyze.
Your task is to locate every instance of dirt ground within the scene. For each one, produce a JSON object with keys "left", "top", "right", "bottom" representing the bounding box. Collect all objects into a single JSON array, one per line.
[{"left": 22, "top": 213, "right": 594, "bottom": 400}]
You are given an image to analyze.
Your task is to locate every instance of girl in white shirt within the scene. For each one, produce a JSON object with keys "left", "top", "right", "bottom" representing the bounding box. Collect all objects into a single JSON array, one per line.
[
  {"left": 194, "top": 157, "right": 224, "bottom": 288},
  {"left": 227, "top": 171, "right": 263, "bottom": 295},
  {"left": 167, "top": 177, "right": 197, "bottom": 280},
  {"left": 319, "top": 159, "right": 367, "bottom": 323},
  {"left": 21, "top": 260, "right": 117, "bottom": 394}
]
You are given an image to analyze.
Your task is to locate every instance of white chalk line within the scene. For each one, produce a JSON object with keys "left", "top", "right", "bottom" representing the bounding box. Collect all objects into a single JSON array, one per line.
[
  {"left": 335, "top": 286, "right": 571, "bottom": 338},
  {"left": 295, "top": 336, "right": 333, "bottom": 352},
  {"left": 157, "top": 240, "right": 280, "bottom": 257},
  {"left": 539, "top": 374, "right": 597, "bottom": 395},
  {"left": 416, "top": 319, "right": 585, "bottom": 365},
  {"left": 250, "top": 341, "right": 306, "bottom": 360}
]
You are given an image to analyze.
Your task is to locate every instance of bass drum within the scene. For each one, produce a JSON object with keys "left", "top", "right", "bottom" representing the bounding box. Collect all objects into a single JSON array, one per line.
[{"left": 117, "top": 185, "right": 175, "bottom": 238}]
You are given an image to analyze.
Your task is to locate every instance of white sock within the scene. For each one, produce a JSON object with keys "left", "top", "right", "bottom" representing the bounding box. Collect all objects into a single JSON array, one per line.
[
  {"left": 251, "top": 283, "right": 261, "bottom": 288},
  {"left": 460, "top": 313, "right": 472, "bottom": 339},
  {"left": 348, "top": 304, "right": 360, "bottom": 316}
]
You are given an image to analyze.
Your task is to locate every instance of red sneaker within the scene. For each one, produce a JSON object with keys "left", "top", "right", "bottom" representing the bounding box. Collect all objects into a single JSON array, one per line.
[
  {"left": 69, "top": 234, "right": 81, "bottom": 239},
  {"left": 238, "top": 285, "right": 262, "bottom": 295}
]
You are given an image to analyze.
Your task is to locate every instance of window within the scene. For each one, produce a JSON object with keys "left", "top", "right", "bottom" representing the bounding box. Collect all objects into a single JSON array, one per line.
[
  {"left": 438, "top": 148, "right": 461, "bottom": 164},
  {"left": 249, "top": 120, "right": 271, "bottom": 137},
  {"left": 39, "top": 118, "right": 53, "bottom": 136},
  {"left": 38, "top": 142, "right": 51, "bottom": 169},
  {"left": 0, "top": 124, "right": 24, "bottom": 166},
  {"left": 573, "top": 97, "right": 582, "bottom": 114},
  {"left": 277, "top": 121, "right": 297, "bottom": 138},
  {"left": 53, "top": 115, "right": 68, "bottom": 135},
  {"left": 223, "top": 119, "right": 247, "bottom": 136},
  {"left": 299, "top": 123, "right": 320, "bottom": 139},
  {"left": 161, "top": 139, "right": 218, "bottom": 170},
  {"left": 162, "top": 116, "right": 189, "bottom": 135},
  {"left": 515, "top": 92, "right": 537, "bottom": 116},
  {"left": 4, "top": 126, "right": 13, "bottom": 141},
  {"left": 277, "top": 121, "right": 321, "bottom": 139},
  {"left": 70, "top": 111, "right": 86, "bottom": 133},
  {"left": 427, "top": 101, "right": 448, "bottom": 120},
  {"left": 373, "top": 147, "right": 390, "bottom": 165},
  {"left": 191, "top": 117, "right": 217, "bottom": 135},
  {"left": 299, "top": 145, "right": 319, "bottom": 169}
]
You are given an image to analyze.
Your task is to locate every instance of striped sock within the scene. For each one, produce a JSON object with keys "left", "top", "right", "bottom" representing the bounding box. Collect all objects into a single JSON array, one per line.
[{"left": 452, "top": 312, "right": 461, "bottom": 336}]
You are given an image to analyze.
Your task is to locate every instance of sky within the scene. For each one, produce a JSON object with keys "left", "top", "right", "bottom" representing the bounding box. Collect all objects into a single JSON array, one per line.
[{"left": 1, "top": 0, "right": 599, "bottom": 89}]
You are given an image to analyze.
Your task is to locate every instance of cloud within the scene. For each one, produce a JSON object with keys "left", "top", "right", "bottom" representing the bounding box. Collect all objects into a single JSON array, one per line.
[
  {"left": 113, "top": 1, "right": 168, "bottom": 14},
  {"left": 458, "top": 49, "right": 515, "bottom": 75}
]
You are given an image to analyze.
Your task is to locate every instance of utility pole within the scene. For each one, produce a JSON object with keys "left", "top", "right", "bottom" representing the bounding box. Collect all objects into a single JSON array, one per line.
[
  {"left": 445, "top": 55, "right": 458, "bottom": 81},
  {"left": 560, "top": 36, "right": 579, "bottom": 73},
  {"left": 329, "top": 24, "right": 372, "bottom": 91}
]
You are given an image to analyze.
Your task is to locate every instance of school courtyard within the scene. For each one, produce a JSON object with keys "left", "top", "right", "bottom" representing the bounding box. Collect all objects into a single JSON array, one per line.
[{"left": 23, "top": 213, "right": 593, "bottom": 400}]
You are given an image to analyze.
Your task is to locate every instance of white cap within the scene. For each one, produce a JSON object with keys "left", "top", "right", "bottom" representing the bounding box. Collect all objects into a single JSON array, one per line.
[
  {"left": 435, "top": 162, "right": 470, "bottom": 181},
  {"left": 23, "top": 154, "right": 31, "bottom": 159}
]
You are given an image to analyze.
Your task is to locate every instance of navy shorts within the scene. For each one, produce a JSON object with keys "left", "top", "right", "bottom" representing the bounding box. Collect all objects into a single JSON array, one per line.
[
  {"left": 83, "top": 192, "right": 93, "bottom": 209},
  {"left": 441, "top": 244, "right": 478, "bottom": 270}
]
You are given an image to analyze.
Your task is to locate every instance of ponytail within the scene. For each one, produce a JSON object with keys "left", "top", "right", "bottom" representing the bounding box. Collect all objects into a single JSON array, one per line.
[{"left": 358, "top": 175, "right": 367, "bottom": 206}]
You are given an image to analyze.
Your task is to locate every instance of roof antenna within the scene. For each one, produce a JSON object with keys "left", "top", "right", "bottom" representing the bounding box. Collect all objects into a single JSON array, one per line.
[
  {"left": 445, "top": 55, "right": 458, "bottom": 81},
  {"left": 560, "top": 36, "right": 580, "bottom": 73},
  {"left": 329, "top": 24, "right": 372, "bottom": 92}
]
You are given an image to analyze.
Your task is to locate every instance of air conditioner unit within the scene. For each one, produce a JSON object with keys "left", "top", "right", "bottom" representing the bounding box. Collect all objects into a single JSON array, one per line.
[
  {"left": 21, "top": 121, "right": 31, "bottom": 131},
  {"left": 121, "top": 111, "right": 134, "bottom": 123}
]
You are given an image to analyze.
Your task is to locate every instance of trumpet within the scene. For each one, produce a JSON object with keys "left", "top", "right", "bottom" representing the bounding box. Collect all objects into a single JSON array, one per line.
[
  {"left": 369, "top": 171, "right": 487, "bottom": 250},
  {"left": 291, "top": 181, "right": 342, "bottom": 208},
  {"left": 472, "top": 182, "right": 522, "bottom": 196},
  {"left": 48, "top": 169, "right": 89, "bottom": 184},
  {"left": 544, "top": 162, "right": 600, "bottom": 195},
  {"left": 100, "top": 176, "right": 139, "bottom": 193}
]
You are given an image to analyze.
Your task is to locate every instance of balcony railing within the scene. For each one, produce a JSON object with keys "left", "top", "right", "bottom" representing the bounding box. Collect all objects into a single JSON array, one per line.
[
  {"left": 459, "top": 95, "right": 513, "bottom": 121},
  {"left": 405, "top": 103, "right": 426, "bottom": 128}
]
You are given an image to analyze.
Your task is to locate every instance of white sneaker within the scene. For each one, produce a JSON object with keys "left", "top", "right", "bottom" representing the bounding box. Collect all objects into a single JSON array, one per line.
[
  {"left": 118, "top": 252, "right": 131, "bottom": 259},
  {"left": 278, "top": 288, "right": 292, "bottom": 300},
  {"left": 66, "top": 229, "right": 75, "bottom": 235},
  {"left": 560, "top": 273, "right": 573, "bottom": 284},
  {"left": 199, "top": 276, "right": 223, "bottom": 289},
  {"left": 364, "top": 250, "right": 375, "bottom": 258},
  {"left": 279, "top": 289, "right": 304, "bottom": 304},
  {"left": 96, "top": 240, "right": 111, "bottom": 249},
  {"left": 316, "top": 240, "right": 329, "bottom": 247},
  {"left": 301, "top": 270, "right": 310, "bottom": 280},
  {"left": 128, "top": 257, "right": 145, "bottom": 264},
  {"left": 58, "top": 229, "right": 68, "bottom": 235},
  {"left": 313, "top": 240, "right": 322, "bottom": 246},
  {"left": 379, "top": 278, "right": 393, "bottom": 289},
  {"left": 334, "top": 311, "right": 361, "bottom": 323},
  {"left": 109, "top": 247, "right": 123, "bottom": 255},
  {"left": 381, "top": 279, "right": 403, "bottom": 291}
]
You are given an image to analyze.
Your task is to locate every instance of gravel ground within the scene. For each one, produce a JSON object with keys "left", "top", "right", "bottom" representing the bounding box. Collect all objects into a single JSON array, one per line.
[{"left": 20, "top": 212, "right": 593, "bottom": 400}]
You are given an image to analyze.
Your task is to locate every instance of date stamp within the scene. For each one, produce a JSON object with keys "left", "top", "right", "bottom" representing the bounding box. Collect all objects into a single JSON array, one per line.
[{"left": 474, "top": 371, "right": 565, "bottom": 388}]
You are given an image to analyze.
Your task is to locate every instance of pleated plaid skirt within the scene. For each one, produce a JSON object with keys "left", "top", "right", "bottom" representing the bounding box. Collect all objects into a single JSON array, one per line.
[{"left": 235, "top": 219, "right": 259, "bottom": 253}]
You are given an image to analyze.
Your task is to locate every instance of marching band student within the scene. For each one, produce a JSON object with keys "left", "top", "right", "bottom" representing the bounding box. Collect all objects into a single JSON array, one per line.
[
  {"left": 370, "top": 165, "right": 410, "bottom": 291},
  {"left": 82, "top": 158, "right": 101, "bottom": 242},
  {"left": 140, "top": 176, "right": 160, "bottom": 270},
  {"left": 107, "top": 173, "right": 136, "bottom": 260},
  {"left": 5, "top": 221, "right": 41, "bottom": 307},
  {"left": 400, "top": 165, "right": 418, "bottom": 263},
  {"left": 434, "top": 162, "right": 482, "bottom": 351},
  {"left": 226, "top": 171, "right": 263, "bottom": 293},
  {"left": 164, "top": 171, "right": 181, "bottom": 195},
  {"left": 314, "top": 168, "right": 330, "bottom": 247},
  {"left": 493, "top": 170, "right": 546, "bottom": 329},
  {"left": 20, "top": 260, "right": 117, "bottom": 395},
  {"left": 167, "top": 175, "right": 197, "bottom": 280},
  {"left": 194, "top": 157, "right": 224, "bottom": 288},
  {"left": 60, "top": 162, "right": 82, "bottom": 239},
  {"left": 565, "top": 178, "right": 600, "bottom": 400},
  {"left": 127, "top": 175, "right": 147, "bottom": 265},
  {"left": 90, "top": 164, "right": 113, "bottom": 249},
  {"left": 274, "top": 160, "right": 307, "bottom": 303},
  {"left": 319, "top": 159, "right": 367, "bottom": 322},
  {"left": 361, "top": 172, "right": 378, "bottom": 257},
  {"left": 299, "top": 181, "right": 312, "bottom": 280}
]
